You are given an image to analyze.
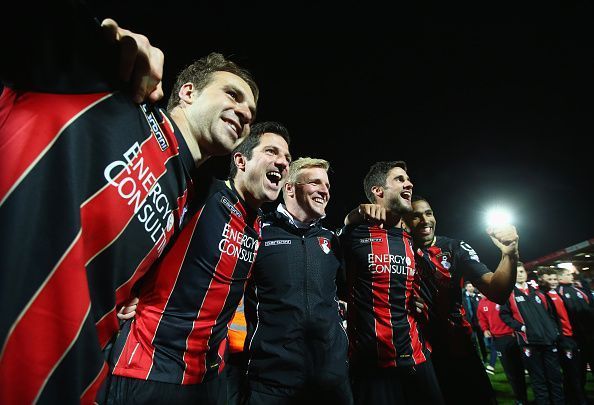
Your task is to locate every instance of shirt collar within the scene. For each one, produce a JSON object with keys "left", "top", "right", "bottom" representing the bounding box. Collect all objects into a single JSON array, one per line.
[{"left": 276, "top": 203, "right": 324, "bottom": 229}]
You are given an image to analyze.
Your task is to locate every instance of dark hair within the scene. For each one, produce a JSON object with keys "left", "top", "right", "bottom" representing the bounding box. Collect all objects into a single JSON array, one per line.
[
  {"left": 166, "top": 52, "right": 258, "bottom": 111},
  {"left": 363, "top": 161, "right": 407, "bottom": 203},
  {"left": 517, "top": 261, "right": 525, "bottom": 267},
  {"left": 228, "top": 121, "right": 291, "bottom": 179},
  {"left": 412, "top": 195, "right": 427, "bottom": 203}
]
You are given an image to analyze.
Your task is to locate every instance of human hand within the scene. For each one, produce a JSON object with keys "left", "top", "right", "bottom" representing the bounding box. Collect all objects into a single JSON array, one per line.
[
  {"left": 101, "top": 18, "right": 164, "bottom": 103},
  {"left": 487, "top": 224, "right": 519, "bottom": 259},
  {"left": 117, "top": 296, "right": 139, "bottom": 320},
  {"left": 484, "top": 330, "right": 492, "bottom": 338}
]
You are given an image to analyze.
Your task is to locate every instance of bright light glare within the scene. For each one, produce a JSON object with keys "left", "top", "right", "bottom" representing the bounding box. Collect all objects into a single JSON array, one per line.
[
  {"left": 485, "top": 207, "right": 513, "bottom": 227},
  {"left": 557, "top": 262, "right": 574, "bottom": 270}
]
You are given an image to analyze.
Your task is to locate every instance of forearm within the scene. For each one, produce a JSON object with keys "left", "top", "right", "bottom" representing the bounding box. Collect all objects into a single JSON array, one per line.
[{"left": 478, "top": 254, "right": 518, "bottom": 304}]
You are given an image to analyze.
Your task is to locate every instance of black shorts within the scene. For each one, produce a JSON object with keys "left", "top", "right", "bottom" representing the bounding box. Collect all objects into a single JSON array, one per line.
[
  {"left": 350, "top": 359, "right": 444, "bottom": 405},
  {"left": 105, "top": 375, "right": 223, "bottom": 405}
]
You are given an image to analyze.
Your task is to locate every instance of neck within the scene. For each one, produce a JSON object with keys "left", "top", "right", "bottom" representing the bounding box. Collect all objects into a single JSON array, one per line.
[
  {"left": 517, "top": 281, "right": 527, "bottom": 288},
  {"left": 170, "top": 107, "right": 206, "bottom": 167},
  {"left": 231, "top": 178, "right": 262, "bottom": 211},
  {"left": 284, "top": 202, "right": 318, "bottom": 224}
]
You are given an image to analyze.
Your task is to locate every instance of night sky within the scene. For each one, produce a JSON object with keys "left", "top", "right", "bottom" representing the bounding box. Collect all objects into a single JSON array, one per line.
[{"left": 99, "top": 2, "right": 593, "bottom": 269}]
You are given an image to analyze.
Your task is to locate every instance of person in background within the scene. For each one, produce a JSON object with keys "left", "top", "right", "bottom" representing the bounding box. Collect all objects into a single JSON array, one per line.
[
  {"left": 500, "top": 263, "right": 564, "bottom": 405},
  {"left": 557, "top": 266, "right": 594, "bottom": 397},
  {"left": 478, "top": 295, "right": 528, "bottom": 404},
  {"left": 538, "top": 268, "right": 587, "bottom": 405}
]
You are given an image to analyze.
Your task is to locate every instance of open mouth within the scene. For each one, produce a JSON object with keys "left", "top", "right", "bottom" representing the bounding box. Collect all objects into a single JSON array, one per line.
[
  {"left": 401, "top": 191, "right": 412, "bottom": 200},
  {"left": 266, "top": 171, "right": 282, "bottom": 186},
  {"left": 313, "top": 196, "right": 325, "bottom": 204},
  {"left": 224, "top": 119, "right": 241, "bottom": 136}
]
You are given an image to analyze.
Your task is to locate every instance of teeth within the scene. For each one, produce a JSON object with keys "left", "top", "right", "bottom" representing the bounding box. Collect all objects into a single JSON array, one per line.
[
  {"left": 267, "top": 171, "right": 281, "bottom": 179},
  {"left": 313, "top": 198, "right": 324, "bottom": 204},
  {"left": 226, "top": 122, "right": 238, "bottom": 133}
]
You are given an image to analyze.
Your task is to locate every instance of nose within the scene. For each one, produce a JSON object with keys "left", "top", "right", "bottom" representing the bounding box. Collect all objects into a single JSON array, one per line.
[
  {"left": 404, "top": 179, "right": 413, "bottom": 190},
  {"left": 276, "top": 155, "right": 290, "bottom": 175},
  {"left": 236, "top": 102, "right": 253, "bottom": 127}
]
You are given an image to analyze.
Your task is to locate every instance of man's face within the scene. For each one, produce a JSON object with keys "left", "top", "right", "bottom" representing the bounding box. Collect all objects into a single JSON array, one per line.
[
  {"left": 465, "top": 283, "right": 475, "bottom": 294},
  {"left": 516, "top": 266, "right": 527, "bottom": 283},
  {"left": 541, "top": 273, "right": 558, "bottom": 289},
  {"left": 405, "top": 199, "right": 436, "bottom": 247},
  {"left": 239, "top": 132, "right": 291, "bottom": 206},
  {"left": 558, "top": 269, "right": 574, "bottom": 284},
  {"left": 290, "top": 167, "right": 330, "bottom": 221},
  {"left": 186, "top": 71, "right": 257, "bottom": 156},
  {"left": 379, "top": 167, "right": 413, "bottom": 214}
]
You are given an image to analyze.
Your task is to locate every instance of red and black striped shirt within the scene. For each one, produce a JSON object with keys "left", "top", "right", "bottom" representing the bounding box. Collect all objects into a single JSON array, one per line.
[
  {"left": 0, "top": 89, "right": 194, "bottom": 404},
  {"left": 341, "top": 225, "right": 430, "bottom": 368},
  {"left": 112, "top": 180, "right": 260, "bottom": 384}
]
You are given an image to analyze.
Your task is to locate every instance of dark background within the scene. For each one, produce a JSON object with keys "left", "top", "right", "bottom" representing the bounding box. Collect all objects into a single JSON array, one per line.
[{"left": 97, "top": 1, "right": 593, "bottom": 269}]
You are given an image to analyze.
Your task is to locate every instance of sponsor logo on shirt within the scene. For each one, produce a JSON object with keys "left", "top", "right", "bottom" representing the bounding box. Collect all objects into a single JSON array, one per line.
[
  {"left": 219, "top": 223, "right": 259, "bottom": 263},
  {"left": 264, "top": 240, "right": 292, "bottom": 246},
  {"left": 367, "top": 253, "right": 415, "bottom": 275},
  {"left": 104, "top": 141, "right": 174, "bottom": 255},
  {"left": 221, "top": 196, "right": 242, "bottom": 218},
  {"left": 142, "top": 104, "right": 169, "bottom": 151},
  {"left": 515, "top": 296, "right": 526, "bottom": 302}
]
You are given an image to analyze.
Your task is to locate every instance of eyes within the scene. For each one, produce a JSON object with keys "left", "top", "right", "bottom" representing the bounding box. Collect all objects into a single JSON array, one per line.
[
  {"left": 265, "top": 148, "right": 292, "bottom": 164},
  {"left": 226, "top": 89, "right": 239, "bottom": 101}
]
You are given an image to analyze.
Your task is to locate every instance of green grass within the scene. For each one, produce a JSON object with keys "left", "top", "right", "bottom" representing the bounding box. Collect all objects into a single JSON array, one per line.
[{"left": 488, "top": 355, "right": 594, "bottom": 404}]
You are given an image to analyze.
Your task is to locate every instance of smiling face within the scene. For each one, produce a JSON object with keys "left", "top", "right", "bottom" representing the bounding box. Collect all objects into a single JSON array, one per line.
[
  {"left": 375, "top": 166, "right": 413, "bottom": 214},
  {"left": 405, "top": 198, "right": 436, "bottom": 247},
  {"left": 185, "top": 71, "right": 257, "bottom": 156},
  {"left": 232, "top": 132, "right": 291, "bottom": 209},
  {"left": 541, "top": 273, "right": 559, "bottom": 289},
  {"left": 285, "top": 166, "right": 330, "bottom": 223}
]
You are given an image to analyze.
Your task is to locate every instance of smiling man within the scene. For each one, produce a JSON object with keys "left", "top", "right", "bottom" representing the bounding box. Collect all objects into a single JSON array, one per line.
[
  {"left": 404, "top": 195, "right": 519, "bottom": 405},
  {"left": 242, "top": 157, "right": 352, "bottom": 404},
  {"left": 341, "top": 161, "right": 444, "bottom": 405},
  {"left": 106, "top": 122, "right": 291, "bottom": 404}
]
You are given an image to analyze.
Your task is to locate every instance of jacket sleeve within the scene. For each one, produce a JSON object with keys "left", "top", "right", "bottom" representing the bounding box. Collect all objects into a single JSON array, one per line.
[
  {"left": 499, "top": 299, "right": 523, "bottom": 331},
  {"left": 477, "top": 300, "right": 490, "bottom": 332}
]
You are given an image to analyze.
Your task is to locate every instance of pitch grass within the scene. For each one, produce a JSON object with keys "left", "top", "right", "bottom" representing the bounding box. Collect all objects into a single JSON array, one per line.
[{"left": 489, "top": 357, "right": 594, "bottom": 404}]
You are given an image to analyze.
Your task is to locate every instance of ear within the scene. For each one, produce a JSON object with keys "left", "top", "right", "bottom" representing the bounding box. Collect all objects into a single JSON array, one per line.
[
  {"left": 371, "top": 185, "right": 383, "bottom": 200},
  {"left": 233, "top": 152, "right": 246, "bottom": 172},
  {"left": 285, "top": 182, "right": 295, "bottom": 198},
  {"left": 178, "top": 82, "right": 195, "bottom": 104}
]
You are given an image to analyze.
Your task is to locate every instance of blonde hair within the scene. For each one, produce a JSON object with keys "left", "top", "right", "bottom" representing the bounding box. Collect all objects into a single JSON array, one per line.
[{"left": 286, "top": 157, "right": 330, "bottom": 184}]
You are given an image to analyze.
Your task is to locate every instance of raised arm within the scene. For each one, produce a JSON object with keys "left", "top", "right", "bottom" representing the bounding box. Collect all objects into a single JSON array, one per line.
[{"left": 475, "top": 224, "right": 519, "bottom": 304}]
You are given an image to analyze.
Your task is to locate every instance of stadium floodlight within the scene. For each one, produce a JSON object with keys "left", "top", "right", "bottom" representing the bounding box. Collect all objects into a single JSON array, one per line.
[{"left": 485, "top": 207, "right": 513, "bottom": 228}]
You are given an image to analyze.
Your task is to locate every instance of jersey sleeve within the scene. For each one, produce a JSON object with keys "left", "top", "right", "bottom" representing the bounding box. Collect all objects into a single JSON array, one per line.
[{"left": 454, "top": 240, "right": 491, "bottom": 283}]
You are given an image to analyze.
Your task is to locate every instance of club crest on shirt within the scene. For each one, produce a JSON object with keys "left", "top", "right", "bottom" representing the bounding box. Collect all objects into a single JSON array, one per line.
[
  {"left": 318, "top": 237, "right": 331, "bottom": 254},
  {"left": 535, "top": 295, "right": 542, "bottom": 304},
  {"left": 438, "top": 254, "right": 451, "bottom": 270}
]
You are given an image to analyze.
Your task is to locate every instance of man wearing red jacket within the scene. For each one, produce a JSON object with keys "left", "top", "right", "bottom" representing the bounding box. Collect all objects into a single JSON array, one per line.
[{"left": 478, "top": 295, "right": 527, "bottom": 405}]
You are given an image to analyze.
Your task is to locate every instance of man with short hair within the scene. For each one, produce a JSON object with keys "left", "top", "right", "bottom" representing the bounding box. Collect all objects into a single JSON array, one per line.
[
  {"left": 0, "top": 6, "right": 259, "bottom": 402},
  {"left": 342, "top": 161, "right": 443, "bottom": 405},
  {"left": 106, "top": 122, "right": 291, "bottom": 404},
  {"left": 243, "top": 157, "right": 352, "bottom": 404}
]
